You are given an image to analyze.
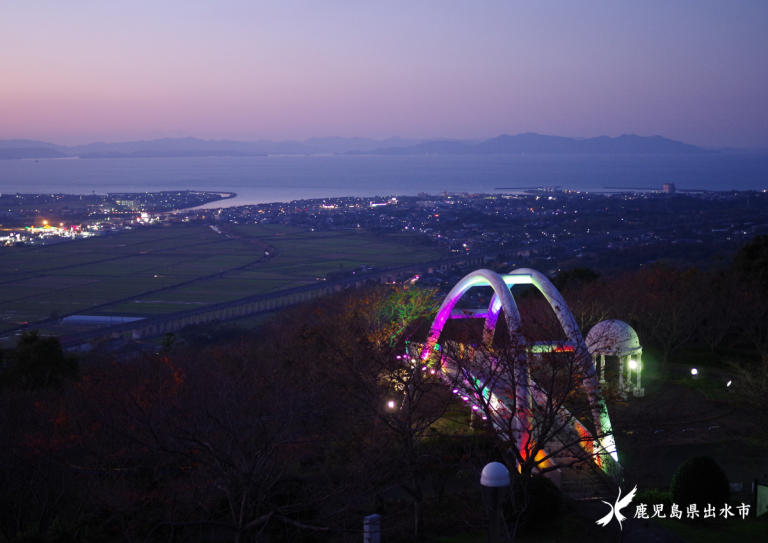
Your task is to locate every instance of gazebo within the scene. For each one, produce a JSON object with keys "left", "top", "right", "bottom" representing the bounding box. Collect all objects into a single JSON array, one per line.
[{"left": 586, "top": 319, "right": 644, "bottom": 398}]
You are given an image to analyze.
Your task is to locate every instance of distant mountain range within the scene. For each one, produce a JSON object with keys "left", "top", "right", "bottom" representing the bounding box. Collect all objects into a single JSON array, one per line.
[
  {"left": 0, "top": 136, "right": 430, "bottom": 158},
  {"left": 0, "top": 147, "right": 69, "bottom": 160},
  {"left": 346, "top": 133, "right": 716, "bottom": 155},
  {"left": 0, "top": 133, "right": 721, "bottom": 159}
]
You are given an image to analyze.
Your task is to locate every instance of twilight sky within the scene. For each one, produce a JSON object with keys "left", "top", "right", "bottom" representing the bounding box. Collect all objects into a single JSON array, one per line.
[{"left": 2, "top": 1, "right": 768, "bottom": 148}]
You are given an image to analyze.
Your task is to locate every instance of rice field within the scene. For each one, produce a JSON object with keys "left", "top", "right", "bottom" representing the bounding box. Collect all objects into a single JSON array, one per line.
[{"left": 0, "top": 223, "right": 441, "bottom": 327}]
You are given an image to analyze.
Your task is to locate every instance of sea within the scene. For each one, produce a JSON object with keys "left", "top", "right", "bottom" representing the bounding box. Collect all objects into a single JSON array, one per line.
[{"left": 1, "top": 153, "right": 767, "bottom": 207}]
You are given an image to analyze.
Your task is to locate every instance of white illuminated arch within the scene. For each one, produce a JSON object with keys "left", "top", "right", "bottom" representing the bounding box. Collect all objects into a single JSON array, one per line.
[{"left": 418, "top": 268, "right": 618, "bottom": 472}]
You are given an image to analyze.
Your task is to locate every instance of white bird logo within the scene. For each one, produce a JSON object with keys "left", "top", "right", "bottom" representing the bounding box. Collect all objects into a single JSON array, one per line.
[{"left": 595, "top": 485, "right": 638, "bottom": 530}]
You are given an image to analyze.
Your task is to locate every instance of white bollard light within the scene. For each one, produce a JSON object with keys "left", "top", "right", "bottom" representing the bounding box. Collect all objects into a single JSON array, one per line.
[
  {"left": 363, "top": 514, "right": 380, "bottom": 543},
  {"left": 481, "top": 462, "right": 510, "bottom": 543}
]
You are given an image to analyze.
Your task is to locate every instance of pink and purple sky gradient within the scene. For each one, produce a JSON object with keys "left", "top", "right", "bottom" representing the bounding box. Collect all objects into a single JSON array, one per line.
[{"left": 2, "top": 1, "right": 767, "bottom": 148}]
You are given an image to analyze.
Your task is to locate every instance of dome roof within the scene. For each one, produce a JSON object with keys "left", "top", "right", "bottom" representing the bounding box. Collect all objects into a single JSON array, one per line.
[{"left": 586, "top": 319, "right": 641, "bottom": 355}]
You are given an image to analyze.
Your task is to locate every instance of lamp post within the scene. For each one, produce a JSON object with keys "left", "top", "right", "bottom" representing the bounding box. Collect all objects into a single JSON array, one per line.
[{"left": 481, "top": 462, "right": 510, "bottom": 543}]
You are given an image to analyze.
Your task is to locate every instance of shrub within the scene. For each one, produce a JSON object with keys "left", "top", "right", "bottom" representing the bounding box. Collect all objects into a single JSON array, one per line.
[
  {"left": 2, "top": 330, "right": 78, "bottom": 389},
  {"left": 670, "top": 455, "right": 730, "bottom": 511},
  {"left": 635, "top": 489, "right": 672, "bottom": 508}
]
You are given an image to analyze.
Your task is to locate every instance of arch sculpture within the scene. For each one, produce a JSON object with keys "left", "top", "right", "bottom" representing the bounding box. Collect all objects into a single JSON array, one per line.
[{"left": 415, "top": 268, "right": 619, "bottom": 477}]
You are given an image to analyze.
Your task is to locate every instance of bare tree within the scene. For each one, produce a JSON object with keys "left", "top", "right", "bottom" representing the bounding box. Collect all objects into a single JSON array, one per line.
[
  {"left": 734, "top": 277, "right": 768, "bottom": 361},
  {"left": 696, "top": 272, "right": 740, "bottom": 352},
  {"left": 291, "top": 286, "right": 461, "bottom": 538},
  {"left": 726, "top": 358, "right": 768, "bottom": 437},
  {"left": 67, "top": 339, "right": 384, "bottom": 542},
  {"left": 597, "top": 266, "right": 703, "bottom": 366},
  {"left": 0, "top": 388, "right": 101, "bottom": 541},
  {"left": 441, "top": 326, "right": 617, "bottom": 479}
]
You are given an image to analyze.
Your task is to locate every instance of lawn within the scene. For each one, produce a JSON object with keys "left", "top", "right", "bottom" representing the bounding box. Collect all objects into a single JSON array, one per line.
[
  {"left": 656, "top": 514, "right": 768, "bottom": 542},
  {"left": 427, "top": 506, "right": 615, "bottom": 543}
]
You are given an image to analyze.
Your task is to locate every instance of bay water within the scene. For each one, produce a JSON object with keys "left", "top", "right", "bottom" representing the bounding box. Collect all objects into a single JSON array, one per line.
[{"left": 1, "top": 154, "right": 767, "bottom": 207}]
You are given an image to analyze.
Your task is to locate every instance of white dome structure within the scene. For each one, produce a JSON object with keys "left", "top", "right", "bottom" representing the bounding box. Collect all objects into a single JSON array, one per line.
[
  {"left": 587, "top": 319, "right": 644, "bottom": 398},
  {"left": 586, "top": 319, "right": 641, "bottom": 356}
]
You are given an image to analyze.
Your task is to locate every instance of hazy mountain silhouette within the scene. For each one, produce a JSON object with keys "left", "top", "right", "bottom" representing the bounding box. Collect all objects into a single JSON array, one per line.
[
  {"left": 0, "top": 136, "right": 432, "bottom": 158},
  {"left": 351, "top": 133, "right": 715, "bottom": 155},
  {"left": 0, "top": 147, "right": 69, "bottom": 160},
  {"left": 0, "top": 133, "right": 717, "bottom": 158},
  {"left": 79, "top": 149, "right": 268, "bottom": 159},
  {"left": 68, "top": 136, "right": 432, "bottom": 157},
  {"left": 70, "top": 137, "right": 271, "bottom": 156},
  {"left": 0, "top": 139, "right": 71, "bottom": 153}
]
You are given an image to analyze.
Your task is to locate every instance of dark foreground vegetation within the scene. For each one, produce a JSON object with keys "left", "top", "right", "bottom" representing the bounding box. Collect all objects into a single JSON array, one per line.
[{"left": 2, "top": 237, "right": 768, "bottom": 543}]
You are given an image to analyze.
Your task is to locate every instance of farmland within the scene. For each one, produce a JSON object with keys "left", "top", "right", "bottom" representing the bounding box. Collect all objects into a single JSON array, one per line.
[{"left": 0, "top": 223, "right": 441, "bottom": 340}]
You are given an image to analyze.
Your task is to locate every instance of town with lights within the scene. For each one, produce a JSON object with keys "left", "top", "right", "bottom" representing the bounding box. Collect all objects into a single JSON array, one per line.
[{"left": 2, "top": 187, "right": 768, "bottom": 542}]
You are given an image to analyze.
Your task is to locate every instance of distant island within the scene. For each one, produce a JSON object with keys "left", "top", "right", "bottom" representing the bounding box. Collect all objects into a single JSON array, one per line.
[
  {"left": 345, "top": 133, "right": 715, "bottom": 155},
  {"left": 0, "top": 133, "right": 722, "bottom": 159},
  {"left": 0, "top": 136, "right": 428, "bottom": 159},
  {"left": 0, "top": 147, "right": 69, "bottom": 160},
  {"left": 79, "top": 150, "right": 267, "bottom": 159}
]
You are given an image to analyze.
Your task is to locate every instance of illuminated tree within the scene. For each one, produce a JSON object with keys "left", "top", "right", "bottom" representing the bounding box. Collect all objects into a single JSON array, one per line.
[
  {"left": 441, "top": 323, "right": 617, "bottom": 479},
  {"left": 416, "top": 269, "right": 620, "bottom": 484}
]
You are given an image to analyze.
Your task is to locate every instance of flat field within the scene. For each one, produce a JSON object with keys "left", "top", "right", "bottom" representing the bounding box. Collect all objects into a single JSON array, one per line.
[{"left": 0, "top": 223, "right": 440, "bottom": 332}]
